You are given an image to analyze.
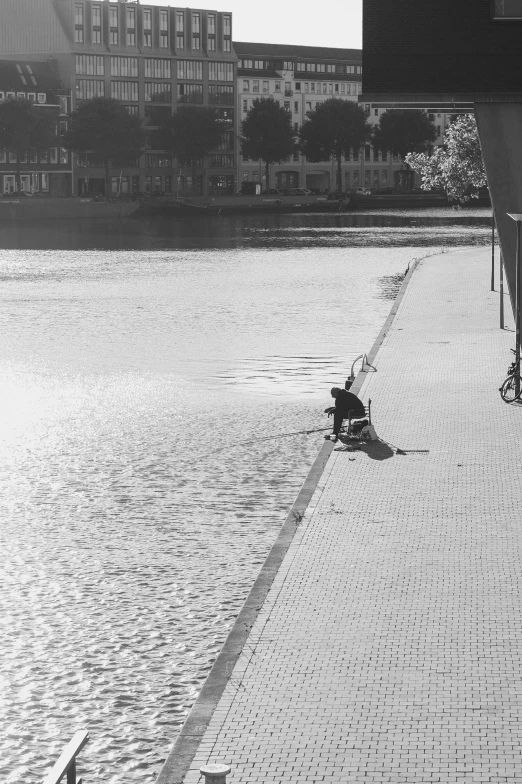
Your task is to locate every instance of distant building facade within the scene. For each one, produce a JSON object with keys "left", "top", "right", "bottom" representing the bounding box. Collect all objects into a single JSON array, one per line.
[
  {"left": 0, "top": 0, "right": 237, "bottom": 196},
  {"left": 235, "top": 42, "right": 410, "bottom": 193},
  {"left": 0, "top": 59, "right": 71, "bottom": 196}
]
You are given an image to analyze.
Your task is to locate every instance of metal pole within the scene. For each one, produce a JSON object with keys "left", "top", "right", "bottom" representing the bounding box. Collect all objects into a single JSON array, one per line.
[
  {"left": 491, "top": 214, "right": 495, "bottom": 291},
  {"left": 500, "top": 249, "right": 504, "bottom": 330},
  {"left": 515, "top": 220, "right": 522, "bottom": 397}
]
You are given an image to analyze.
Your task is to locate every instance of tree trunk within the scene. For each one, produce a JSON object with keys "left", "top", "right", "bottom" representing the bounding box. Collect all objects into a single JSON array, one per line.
[
  {"left": 264, "top": 160, "right": 270, "bottom": 193},
  {"left": 104, "top": 159, "right": 110, "bottom": 199},
  {"left": 15, "top": 153, "right": 21, "bottom": 193},
  {"left": 336, "top": 154, "right": 342, "bottom": 193}
]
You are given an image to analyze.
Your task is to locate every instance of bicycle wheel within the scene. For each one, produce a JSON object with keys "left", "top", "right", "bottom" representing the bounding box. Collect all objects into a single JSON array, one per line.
[{"left": 500, "top": 375, "right": 519, "bottom": 402}]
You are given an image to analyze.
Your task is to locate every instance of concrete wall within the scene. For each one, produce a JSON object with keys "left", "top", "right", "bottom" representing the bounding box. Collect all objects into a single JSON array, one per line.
[
  {"left": 475, "top": 103, "right": 522, "bottom": 312},
  {"left": 363, "top": 0, "right": 522, "bottom": 98}
]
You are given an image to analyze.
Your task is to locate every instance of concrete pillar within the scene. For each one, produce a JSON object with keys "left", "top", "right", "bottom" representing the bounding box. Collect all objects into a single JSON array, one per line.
[{"left": 474, "top": 102, "right": 522, "bottom": 316}]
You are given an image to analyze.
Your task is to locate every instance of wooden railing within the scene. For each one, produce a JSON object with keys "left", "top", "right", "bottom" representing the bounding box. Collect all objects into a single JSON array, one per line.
[{"left": 42, "top": 730, "right": 89, "bottom": 784}]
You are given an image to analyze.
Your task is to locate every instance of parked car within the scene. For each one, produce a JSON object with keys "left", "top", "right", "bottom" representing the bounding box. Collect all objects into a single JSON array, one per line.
[
  {"left": 354, "top": 187, "right": 371, "bottom": 196},
  {"left": 288, "top": 187, "right": 312, "bottom": 195}
]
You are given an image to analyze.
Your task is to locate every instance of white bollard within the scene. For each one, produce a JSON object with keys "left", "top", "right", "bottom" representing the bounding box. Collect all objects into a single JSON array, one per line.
[{"left": 200, "top": 763, "right": 231, "bottom": 784}]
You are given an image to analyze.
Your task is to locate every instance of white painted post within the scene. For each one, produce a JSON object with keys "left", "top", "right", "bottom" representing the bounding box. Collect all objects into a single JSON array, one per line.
[{"left": 200, "top": 763, "right": 231, "bottom": 784}]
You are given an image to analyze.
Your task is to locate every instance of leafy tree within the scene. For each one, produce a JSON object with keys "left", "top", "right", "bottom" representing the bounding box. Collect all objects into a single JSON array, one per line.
[
  {"left": 64, "top": 97, "right": 146, "bottom": 196},
  {"left": 241, "top": 97, "right": 297, "bottom": 192},
  {"left": 299, "top": 98, "right": 371, "bottom": 192},
  {"left": 151, "top": 105, "right": 225, "bottom": 193},
  {"left": 405, "top": 114, "right": 487, "bottom": 203},
  {"left": 0, "top": 98, "right": 55, "bottom": 192},
  {"left": 372, "top": 109, "right": 437, "bottom": 190}
]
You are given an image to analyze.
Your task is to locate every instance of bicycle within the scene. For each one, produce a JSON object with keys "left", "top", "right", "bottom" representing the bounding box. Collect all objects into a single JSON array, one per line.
[{"left": 499, "top": 349, "right": 522, "bottom": 402}]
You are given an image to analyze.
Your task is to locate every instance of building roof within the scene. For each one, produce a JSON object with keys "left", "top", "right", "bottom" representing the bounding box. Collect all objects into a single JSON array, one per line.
[
  {"left": 0, "top": 0, "right": 71, "bottom": 54},
  {"left": 0, "top": 59, "right": 64, "bottom": 95},
  {"left": 233, "top": 41, "right": 362, "bottom": 62}
]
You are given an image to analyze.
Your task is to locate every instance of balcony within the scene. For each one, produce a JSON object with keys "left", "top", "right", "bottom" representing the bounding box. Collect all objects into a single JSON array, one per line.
[{"left": 284, "top": 89, "right": 293, "bottom": 96}]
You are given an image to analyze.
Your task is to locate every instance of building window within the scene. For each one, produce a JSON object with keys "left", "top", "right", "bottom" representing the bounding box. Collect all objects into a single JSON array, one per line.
[
  {"left": 209, "top": 154, "right": 234, "bottom": 168},
  {"left": 365, "top": 146, "right": 371, "bottom": 161},
  {"left": 145, "top": 59, "right": 172, "bottom": 79},
  {"left": 306, "top": 63, "right": 316, "bottom": 72},
  {"left": 111, "top": 81, "right": 139, "bottom": 101},
  {"left": 209, "top": 62, "right": 234, "bottom": 81},
  {"left": 492, "top": 0, "right": 522, "bottom": 18},
  {"left": 175, "top": 11, "right": 183, "bottom": 47},
  {"left": 252, "top": 80, "right": 259, "bottom": 93},
  {"left": 160, "top": 10, "right": 169, "bottom": 47},
  {"left": 208, "top": 13, "right": 216, "bottom": 50},
  {"left": 262, "top": 80, "right": 269, "bottom": 93},
  {"left": 243, "top": 80, "right": 249, "bottom": 92},
  {"left": 373, "top": 147, "right": 379, "bottom": 161},
  {"left": 76, "top": 55, "right": 104, "bottom": 75},
  {"left": 145, "top": 153, "right": 172, "bottom": 167},
  {"left": 126, "top": 6, "right": 135, "bottom": 45},
  {"left": 208, "top": 85, "right": 234, "bottom": 105},
  {"left": 109, "top": 4, "right": 118, "bottom": 44},
  {"left": 111, "top": 57, "right": 138, "bottom": 77},
  {"left": 283, "top": 61, "right": 293, "bottom": 69},
  {"left": 295, "top": 82, "right": 301, "bottom": 91},
  {"left": 241, "top": 59, "right": 253, "bottom": 69},
  {"left": 310, "top": 83, "right": 315, "bottom": 93},
  {"left": 74, "top": 3, "right": 84, "bottom": 42},
  {"left": 143, "top": 9, "right": 152, "bottom": 47},
  {"left": 92, "top": 4, "right": 101, "bottom": 43},
  {"left": 294, "top": 101, "right": 299, "bottom": 113},
  {"left": 76, "top": 79, "right": 105, "bottom": 99},
  {"left": 177, "top": 60, "right": 203, "bottom": 80},
  {"left": 177, "top": 83, "right": 203, "bottom": 104},
  {"left": 335, "top": 84, "right": 339, "bottom": 93},
  {"left": 50, "top": 147, "right": 58, "bottom": 164},
  {"left": 284, "top": 101, "right": 290, "bottom": 112},
  {"left": 242, "top": 98, "right": 248, "bottom": 112},
  {"left": 223, "top": 14, "right": 231, "bottom": 51},
  {"left": 144, "top": 82, "right": 172, "bottom": 103},
  {"left": 60, "top": 148, "right": 69, "bottom": 165},
  {"left": 191, "top": 12, "right": 200, "bottom": 48},
  {"left": 275, "top": 81, "right": 281, "bottom": 91}
]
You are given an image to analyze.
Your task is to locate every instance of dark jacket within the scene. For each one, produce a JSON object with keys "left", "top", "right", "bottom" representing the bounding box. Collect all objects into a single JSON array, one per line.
[{"left": 334, "top": 389, "right": 365, "bottom": 415}]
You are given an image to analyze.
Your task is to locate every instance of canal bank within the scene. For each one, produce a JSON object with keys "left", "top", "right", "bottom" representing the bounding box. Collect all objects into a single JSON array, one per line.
[{"left": 156, "top": 245, "right": 522, "bottom": 784}]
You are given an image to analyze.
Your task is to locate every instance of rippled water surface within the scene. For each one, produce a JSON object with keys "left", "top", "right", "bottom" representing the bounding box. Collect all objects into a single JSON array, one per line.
[{"left": 0, "top": 208, "right": 493, "bottom": 783}]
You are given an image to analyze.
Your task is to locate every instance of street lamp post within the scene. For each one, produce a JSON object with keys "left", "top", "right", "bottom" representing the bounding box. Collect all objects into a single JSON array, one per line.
[
  {"left": 507, "top": 213, "right": 522, "bottom": 397},
  {"left": 491, "top": 213, "right": 495, "bottom": 291}
]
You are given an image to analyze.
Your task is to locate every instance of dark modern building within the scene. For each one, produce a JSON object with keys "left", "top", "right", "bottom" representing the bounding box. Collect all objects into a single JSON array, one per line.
[
  {"left": 0, "top": 0, "right": 237, "bottom": 196},
  {"left": 0, "top": 59, "right": 71, "bottom": 196},
  {"left": 362, "top": 0, "right": 522, "bottom": 308}
]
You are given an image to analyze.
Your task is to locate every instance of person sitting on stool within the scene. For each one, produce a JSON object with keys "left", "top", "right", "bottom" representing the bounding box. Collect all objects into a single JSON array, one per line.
[{"left": 325, "top": 387, "right": 366, "bottom": 442}]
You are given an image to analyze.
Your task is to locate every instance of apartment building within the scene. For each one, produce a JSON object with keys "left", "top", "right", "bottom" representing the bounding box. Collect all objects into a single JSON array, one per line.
[
  {"left": 0, "top": 0, "right": 237, "bottom": 196},
  {"left": 0, "top": 59, "right": 71, "bottom": 196},
  {"left": 236, "top": 42, "right": 409, "bottom": 193}
]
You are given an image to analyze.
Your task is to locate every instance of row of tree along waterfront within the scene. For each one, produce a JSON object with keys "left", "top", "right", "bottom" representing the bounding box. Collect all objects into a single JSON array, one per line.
[{"left": 0, "top": 95, "right": 484, "bottom": 201}]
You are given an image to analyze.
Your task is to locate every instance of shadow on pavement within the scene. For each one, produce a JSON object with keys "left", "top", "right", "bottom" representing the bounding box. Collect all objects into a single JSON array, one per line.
[{"left": 335, "top": 438, "right": 395, "bottom": 461}]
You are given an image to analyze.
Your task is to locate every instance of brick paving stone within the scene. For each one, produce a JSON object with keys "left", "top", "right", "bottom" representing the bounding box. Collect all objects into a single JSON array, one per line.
[{"left": 179, "top": 249, "right": 522, "bottom": 784}]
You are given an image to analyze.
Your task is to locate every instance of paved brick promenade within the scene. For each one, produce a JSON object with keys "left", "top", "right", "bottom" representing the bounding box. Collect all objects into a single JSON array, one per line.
[{"left": 184, "top": 248, "right": 522, "bottom": 784}]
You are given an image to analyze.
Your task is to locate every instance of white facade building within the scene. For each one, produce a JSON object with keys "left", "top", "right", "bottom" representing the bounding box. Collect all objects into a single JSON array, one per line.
[{"left": 235, "top": 42, "right": 409, "bottom": 193}]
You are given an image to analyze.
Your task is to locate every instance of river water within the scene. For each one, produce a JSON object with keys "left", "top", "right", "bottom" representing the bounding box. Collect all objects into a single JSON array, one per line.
[{"left": 0, "top": 208, "right": 493, "bottom": 783}]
